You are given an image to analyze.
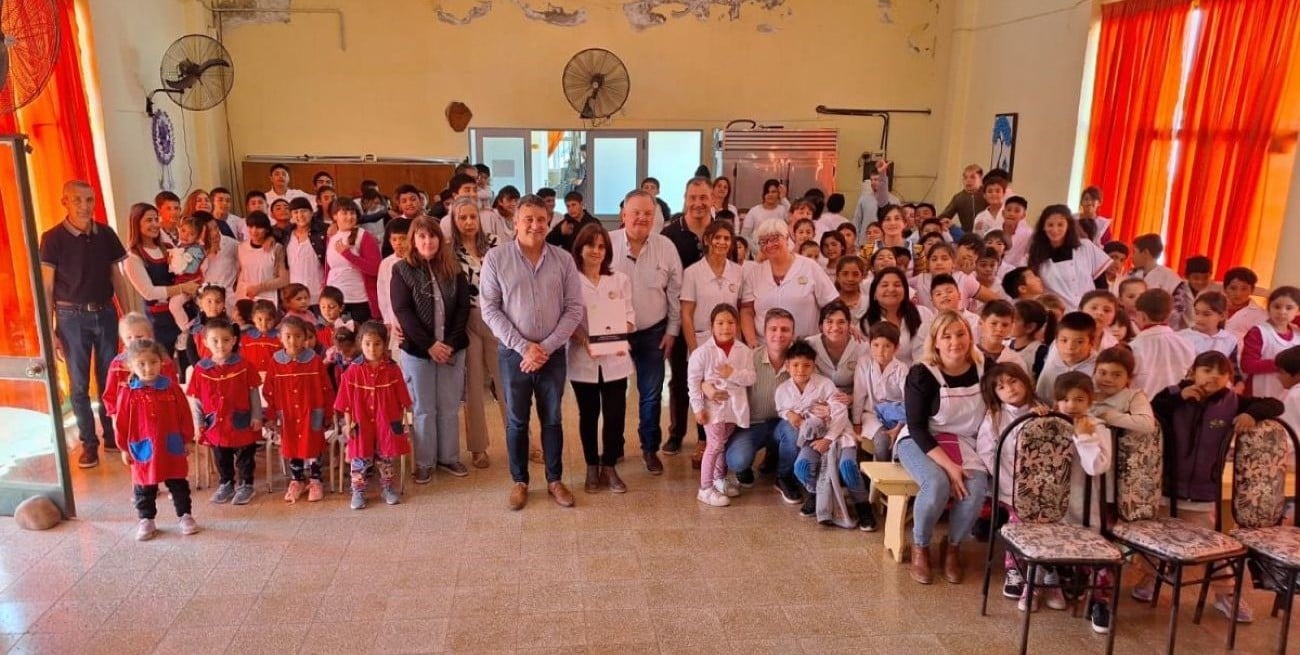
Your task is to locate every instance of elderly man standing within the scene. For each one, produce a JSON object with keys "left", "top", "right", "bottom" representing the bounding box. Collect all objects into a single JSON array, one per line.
[
  {"left": 38, "top": 180, "right": 131, "bottom": 469},
  {"left": 611, "top": 190, "right": 683, "bottom": 475},
  {"left": 480, "top": 195, "right": 584, "bottom": 510}
]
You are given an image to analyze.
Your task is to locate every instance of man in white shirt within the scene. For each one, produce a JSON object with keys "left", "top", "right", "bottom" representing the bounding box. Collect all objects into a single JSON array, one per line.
[
  {"left": 610, "top": 191, "right": 684, "bottom": 476},
  {"left": 265, "top": 163, "right": 315, "bottom": 210},
  {"left": 210, "top": 187, "right": 246, "bottom": 241}
]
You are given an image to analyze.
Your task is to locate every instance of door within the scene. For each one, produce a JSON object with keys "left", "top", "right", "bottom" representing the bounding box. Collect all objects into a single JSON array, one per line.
[
  {"left": 588, "top": 131, "right": 644, "bottom": 219},
  {"left": 472, "top": 129, "right": 531, "bottom": 197},
  {"left": 0, "top": 136, "right": 76, "bottom": 517}
]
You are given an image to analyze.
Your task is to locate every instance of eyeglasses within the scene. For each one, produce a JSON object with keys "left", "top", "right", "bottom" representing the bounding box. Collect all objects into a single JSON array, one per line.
[{"left": 757, "top": 235, "right": 785, "bottom": 246}]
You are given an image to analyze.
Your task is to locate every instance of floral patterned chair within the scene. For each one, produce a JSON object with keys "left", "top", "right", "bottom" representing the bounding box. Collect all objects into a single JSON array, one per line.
[
  {"left": 1102, "top": 425, "right": 1248, "bottom": 655},
  {"left": 1227, "top": 420, "right": 1300, "bottom": 655},
  {"left": 979, "top": 413, "right": 1124, "bottom": 655}
]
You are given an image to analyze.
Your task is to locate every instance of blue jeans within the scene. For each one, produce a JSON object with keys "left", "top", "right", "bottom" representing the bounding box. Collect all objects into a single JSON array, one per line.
[
  {"left": 896, "top": 437, "right": 990, "bottom": 547},
  {"left": 794, "top": 445, "right": 869, "bottom": 502},
  {"left": 55, "top": 306, "right": 119, "bottom": 449},
  {"left": 770, "top": 419, "right": 802, "bottom": 479},
  {"left": 498, "top": 346, "right": 566, "bottom": 484},
  {"left": 399, "top": 350, "right": 466, "bottom": 469},
  {"left": 725, "top": 418, "right": 778, "bottom": 475},
  {"left": 628, "top": 322, "right": 667, "bottom": 454}
]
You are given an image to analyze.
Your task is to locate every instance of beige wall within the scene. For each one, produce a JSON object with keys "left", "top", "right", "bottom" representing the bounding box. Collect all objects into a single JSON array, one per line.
[
  {"left": 217, "top": 0, "right": 954, "bottom": 205},
  {"left": 85, "top": 0, "right": 229, "bottom": 230},
  {"left": 936, "top": 0, "right": 1096, "bottom": 211}
]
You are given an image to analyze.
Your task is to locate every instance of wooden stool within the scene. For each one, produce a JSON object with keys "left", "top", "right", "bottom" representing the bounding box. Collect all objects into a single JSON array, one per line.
[{"left": 860, "top": 461, "right": 919, "bottom": 563}]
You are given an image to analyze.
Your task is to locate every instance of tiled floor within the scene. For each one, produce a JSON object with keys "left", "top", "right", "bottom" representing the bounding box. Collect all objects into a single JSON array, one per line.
[{"left": 1, "top": 395, "right": 1296, "bottom": 654}]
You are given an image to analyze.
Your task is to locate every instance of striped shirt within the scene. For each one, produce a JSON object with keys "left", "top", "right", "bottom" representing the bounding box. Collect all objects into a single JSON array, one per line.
[
  {"left": 479, "top": 240, "right": 585, "bottom": 355},
  {"left": 747, "top": 346, "right": 791, "bottom": 422}
]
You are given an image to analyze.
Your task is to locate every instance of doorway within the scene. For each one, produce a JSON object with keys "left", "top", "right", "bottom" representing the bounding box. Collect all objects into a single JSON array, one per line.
[{"left": 470, "top": 128, "right": 704, "bottom": 219}]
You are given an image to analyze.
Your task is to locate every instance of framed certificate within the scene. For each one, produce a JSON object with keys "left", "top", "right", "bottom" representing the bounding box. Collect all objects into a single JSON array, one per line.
[{"left": 586, "top": 293, "right": 629, "bottom": 357}]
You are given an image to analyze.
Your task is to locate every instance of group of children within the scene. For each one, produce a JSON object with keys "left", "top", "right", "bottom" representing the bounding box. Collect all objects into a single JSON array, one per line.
[{"left": 105, "top": 283, "right": 418, "bottom": 541}]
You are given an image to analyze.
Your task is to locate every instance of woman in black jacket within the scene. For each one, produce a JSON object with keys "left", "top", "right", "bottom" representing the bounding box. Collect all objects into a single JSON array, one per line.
[{"left": 391, "top": 216, "right": 471, "bottom": 483}]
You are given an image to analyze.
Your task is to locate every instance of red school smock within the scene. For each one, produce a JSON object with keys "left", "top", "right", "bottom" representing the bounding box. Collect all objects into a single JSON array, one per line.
[
  {"left": 187, "top": 354, "right": 262, "bottom": 448},
  {"left": 240, "top": 328, "right": 281, "bottom": 373},
  {"left": 262, "top": 348, "right": 333, "bottom": 459},
  {"left": 333, "top": 359, "right": 412, "bottom": 460},
  {"left": 103, "top": 353, "right": 179, "bottom": 417},
  {"left": 112, "top": 376, "right": 193, "bottom": 486}
]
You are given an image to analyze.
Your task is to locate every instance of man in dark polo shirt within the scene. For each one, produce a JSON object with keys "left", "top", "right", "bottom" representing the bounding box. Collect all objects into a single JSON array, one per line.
[
  {"left": 38, "top": 180, "right": 130, "bottom": 469},
  {"left": 660, "top": 176, "right": 712, "bottom": 462}
]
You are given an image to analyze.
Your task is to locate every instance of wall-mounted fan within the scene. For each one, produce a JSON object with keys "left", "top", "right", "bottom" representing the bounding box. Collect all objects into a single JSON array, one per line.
[
  {"left": 145, "top": 34, "right": 234, "bottom": 116},
  {"left": 0, "top": 0, "right": 60, "bottom": 116},
  {"left": 562, "top": 48, "right": 629, "bottom": 123}
]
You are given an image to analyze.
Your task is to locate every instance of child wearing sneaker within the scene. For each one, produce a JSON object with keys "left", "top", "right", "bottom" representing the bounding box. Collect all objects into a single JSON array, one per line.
[
  {"left": 782, "top": 341, "right": 871, "bottom": 525},
  {"left": 113, "top": 339, "right": 199, "bottom": 541},
  {"left": 1149, "top": 351, "right": 1285, "bottom": 623},
  {"left": 853, "top": 321, "right": 909, "bottom": 462},
  {"left": 263, "top": 316, "right": 334, "bottom": 503},
  {"left": 104, "top": 313, "right": 179, "bottom": 418},
  {"left": 334, "top": 321, "right": 413, "bottom": 509},
  {"left": 687, "top": 304, "right": 756, "bottom": 507},
  {"left": 186, "top": 317, "right": 262, "bottom": 506}
]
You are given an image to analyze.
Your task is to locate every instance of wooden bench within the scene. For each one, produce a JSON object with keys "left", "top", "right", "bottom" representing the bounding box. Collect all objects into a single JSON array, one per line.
[{"left": 860, "top": 461, "right": 920, "bottom": 562}]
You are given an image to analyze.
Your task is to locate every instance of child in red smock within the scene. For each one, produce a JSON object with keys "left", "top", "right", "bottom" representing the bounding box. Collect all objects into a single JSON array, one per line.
[
  {"left": 262, "top": 315, "right": 334, "bottom": 503},
  {"left": 112, "top": 339, "right": 198, "bottom": 542},
  {"left": 187, "top": 317, "right": 263, "bottom": 506},
  {"left": 104, "top": 313, "right": 179, "bottom": 418},
  {"left": 334, "top": 322, "right": 412, "bottom": 509},
  {"left": 239, "top": 300, "right": 282, "bottom": 374}
]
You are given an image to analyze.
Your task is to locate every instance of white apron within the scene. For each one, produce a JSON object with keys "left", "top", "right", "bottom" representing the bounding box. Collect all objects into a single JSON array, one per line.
[{"left": 1252, "top": 325, "right": 1293, "bottom": 401}]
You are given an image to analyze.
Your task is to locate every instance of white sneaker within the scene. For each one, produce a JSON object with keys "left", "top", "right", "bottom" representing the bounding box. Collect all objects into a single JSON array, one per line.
[
  {"left": 714, "top": 478, "right": 739, "bottom": 498},
  {"left": 1018, "top": 588, "right": 1040, "bottom": 612},
  {"left": 1213, "top": 593, "right": 1254, "bottom": 623},
  {"left": 1042, "top": 569, "right": 1068, "bottom": 610},
  {"left": 136, "top": 518, "right": 156, "bottom": 542},
  {"left": 178, "top": 514, "right": 200, "bottom": 536},
  {"left": 697, "top": 487, "right": 730, "bottom": 507}
]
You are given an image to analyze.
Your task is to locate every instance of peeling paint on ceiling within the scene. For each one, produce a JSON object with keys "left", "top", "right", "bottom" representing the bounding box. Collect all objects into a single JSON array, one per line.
[
  {"left": 622, "top": 0, "right": 791, "bottom": 31},
  {"left": 435, "top": 1, "right": 494, "bottom": 25},
  {"left": 515, "top": 1, "right": 588, "bottom": 26}
]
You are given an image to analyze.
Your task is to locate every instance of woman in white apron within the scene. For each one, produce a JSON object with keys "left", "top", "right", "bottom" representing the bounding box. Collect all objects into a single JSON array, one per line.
[
  {"left": 895, "top": 310, "right": 990, "bottom": 586},
  {"left": 1026, "top": 205, "right": 1111, "bottom": 311}
]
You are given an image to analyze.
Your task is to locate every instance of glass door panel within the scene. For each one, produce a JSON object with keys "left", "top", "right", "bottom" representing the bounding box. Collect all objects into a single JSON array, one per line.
[
  {"left": 0, "top": 136, "right": 75, "bottom": 517},
  {"left": 476, "top": 132, "right": 529, "bottom": 197},
  {"left": 646, "top": 131, "right": 703, "bottom": 216},
  {"left": 589, "top": 131, "right": 643, "bottom": 219}
]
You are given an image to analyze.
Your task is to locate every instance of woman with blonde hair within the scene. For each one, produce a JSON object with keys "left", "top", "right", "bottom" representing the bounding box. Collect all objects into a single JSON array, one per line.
[
  {"left": 450, "top": 197, "right": 504, "bottom": 468},
  {"left": 895, "top": 310, "right": 990, "bottom": 586}
]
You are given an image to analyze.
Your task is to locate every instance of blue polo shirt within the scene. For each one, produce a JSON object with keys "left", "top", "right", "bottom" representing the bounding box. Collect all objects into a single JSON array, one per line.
[{"left": 38, "top": 218, "right": 127, "bottom": 305}]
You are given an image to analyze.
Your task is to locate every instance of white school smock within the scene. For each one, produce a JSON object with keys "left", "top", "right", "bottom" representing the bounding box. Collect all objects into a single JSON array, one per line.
[
  {"left": 911, "top": 271, "right": 982, "bottom": 310},
  {"left": 686, "top": 337, "right": 757, "bottom": 427},
  {"left": 325, "top": 231, "right": 369, "bottom": 304},
  {"left": 567, "top": 272, "right": 635, "bottom": 383},
  {"left": 235, "top": 240, "right": 279, "bottom": 303},
  {"left": 852, "top": 356, "right": 908, "bottom": 437},
  {"left": 743, "top": 205, "right": 788, "bottom": 236},
  {"left": 805, "top": 334, "right": 869, "bottom": 391},
  {"left": 1036, "top": 347, "right": 1098, "bottom": 404},
  {"left": 1178, "top": 328, "right": 1238, "bottom": 358},
  {"left": 285, "top": 233, "right": 324, "bottom": 303},
  {"left": 1130, "top": 326, "right": 1196, "bottom": 400},
  {"left": 202, "top": 235, "right": 240, "bottom": 299},
  {"left": 1036, "top": 240, "right": 1111, "bottom": 310},
  {"left": 775, "top": 372, "right": 854, "bottom": 447},
  {"left": 972, "top": 207, "right": 1004, "bottom": 236},
  {"left": 897, "top": 304, "right": 937, "bottom": 367},
  {"left": 1246, "top": 324, "right": 1294, "bottom": 401},
  {"left": 742, "top": 255, "right": 839, "bottom": 339},
  {"left": 1226, "top": 304, "right": 1268, "bottom": 342},
  {"left": 1003, "top": 221, "right": 1033, "bottom": 268},
  {"left": 680, "top": 258, "right": 744, "bottom": 344}
]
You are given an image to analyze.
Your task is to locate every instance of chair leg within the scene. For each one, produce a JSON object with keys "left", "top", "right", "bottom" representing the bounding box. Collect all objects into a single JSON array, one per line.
[
  {"left": 1106, "top": 563, "right": 1122, "bottom": 655},
  {"left": 1278, "top": 570, "right": 1297, "bottom": 655},
  {"left": 1227, "top": 559, "right": 1245, "bottom": 651},
  {"left": 1194, "top": 562, "right": 1213, "bottom": 624},
  {"left": 980, "top": 539, "right": 996, "bottom": 616},
  {"left": 1020, "top": 562, "right": 1036, "bottom": 655},
  {"left": 1166, "top": 565, "right": 1183, "bottom": 655}
]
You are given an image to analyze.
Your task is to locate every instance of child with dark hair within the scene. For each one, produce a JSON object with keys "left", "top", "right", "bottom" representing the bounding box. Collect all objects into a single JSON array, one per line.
[
  {"left": 1090, "top": 345, "right": 1158, "bottom": 454},
  {"left": 1183, "top": 255, "right": 1217, "bottom": 297},
  {"left": 976, "top": 300, "right": 1021, "bottom": 367},
  {"left": 1100, "top": 241, "right": 1130, "bottom": 296},
  {"left": 1274, "top": 345, "right": 1300, "bottom": 437},
  {"left": 1130, "top": 233, "right": 1193, "bottom": 330},
  {"left": 1129, "top": 289, "right": 1195, "bottom": 399},
  {"left": 335, "top": 321, "right": 412, "bottom": 509},
  {"left": 1223, "top": 266, "right": 1268, "bottom": 339},
  {"left": 1036, "top": 312, "right": 1098, "bottom": 403},
  {"left": 1178, "top": 291, "right": 1238, "bottom": 361},
  {"left": 263, "top": 316, "right": 334, "bottom": 503},
  {"left": 187, "top": 317, "right": 262, "bottom": 506},
  {"left": 853, "top": 321, "right": 909, "bottom": 461},
  {"left": 1147, "top": 351, "right": 1284, "bottom": 620},
  {"left": 1001, "top": 266, "right": 1045, "bottom": 301},
  {"left": 1240, "top": 286, "right": 1300, "bottom": 400},
  {"left": 240, "top": 300, "right": 281, "bottom": 374},
  {"left": 1009, "top": 299, "right": 1053, "bottom": 379}
]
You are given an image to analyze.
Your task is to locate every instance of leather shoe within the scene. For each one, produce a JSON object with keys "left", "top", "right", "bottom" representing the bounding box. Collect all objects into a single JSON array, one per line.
[
  {"left": 910, "top": 544, "right": 933, "bottom": 585},
  {"left": 78, "top": 449, "right": 99, "bottom": 469},
  {"left": 508, "top": 482, "right": 528, "bottom": 511},
  {"left": 548, "top": 481, "right": 575, "bottom": 507},
  {"left": 584, "top": 465, "right": 601, "bottom": 494},
  {"left": 943, "top": 542, "right": 963, "bottom": 584},
  {"left": 644, "top": 452, "right": 664, "bottom": 475},
  {"left": 601, "top": 465, "right": 627, "bottom": 493}
]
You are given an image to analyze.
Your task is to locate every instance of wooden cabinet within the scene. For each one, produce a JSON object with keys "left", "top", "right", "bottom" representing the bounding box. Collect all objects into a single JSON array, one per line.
[{"left": 240, "top": 159, "right": 458, "bottom": 199}]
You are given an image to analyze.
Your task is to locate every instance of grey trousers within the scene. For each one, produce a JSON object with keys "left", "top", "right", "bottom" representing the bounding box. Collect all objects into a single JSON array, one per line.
[{"left": 400, "top": 349, "right": 466, "bottom": 469}]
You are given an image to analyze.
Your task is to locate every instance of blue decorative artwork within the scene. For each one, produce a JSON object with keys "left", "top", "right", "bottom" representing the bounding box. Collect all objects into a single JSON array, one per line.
[{"left": 991, "top": 112, "right": 1017, "bottom": 176}]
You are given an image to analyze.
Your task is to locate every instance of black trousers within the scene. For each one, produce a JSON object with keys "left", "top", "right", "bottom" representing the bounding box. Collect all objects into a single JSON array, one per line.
[
  {"left": 133, "top": 479, "right": 192, "bottom": 520},
  {"left": 344, "top": 302, "right": 372, "bottom": 324},
  {"left": 666, "top": 337, "right": 706, "bottom": 446},
  {"left": 214, "top": 444, "right": 257, "bottom": 485},
  {"left": 571, "top": 377, "right": 628, "bottom": 466},
  {"left": 288, "top": 458, "right": 323, "bottom": 481}
]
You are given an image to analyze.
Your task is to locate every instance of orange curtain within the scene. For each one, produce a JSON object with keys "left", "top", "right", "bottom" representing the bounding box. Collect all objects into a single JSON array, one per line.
[
  {"left": 1081, "top": 0, "right": 1191, "bottom": 248},
  {"left": 0, "top": 0, "right": 106, "bottom": 410},
  {"left": 1163, "top": 0, "right": 1300, "bottom": 274}
]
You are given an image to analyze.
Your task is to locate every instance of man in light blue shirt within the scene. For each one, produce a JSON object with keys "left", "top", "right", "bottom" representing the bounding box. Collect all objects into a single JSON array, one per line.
[{"left": 480, "top": 195, "right": 585, "bottom": 510}]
